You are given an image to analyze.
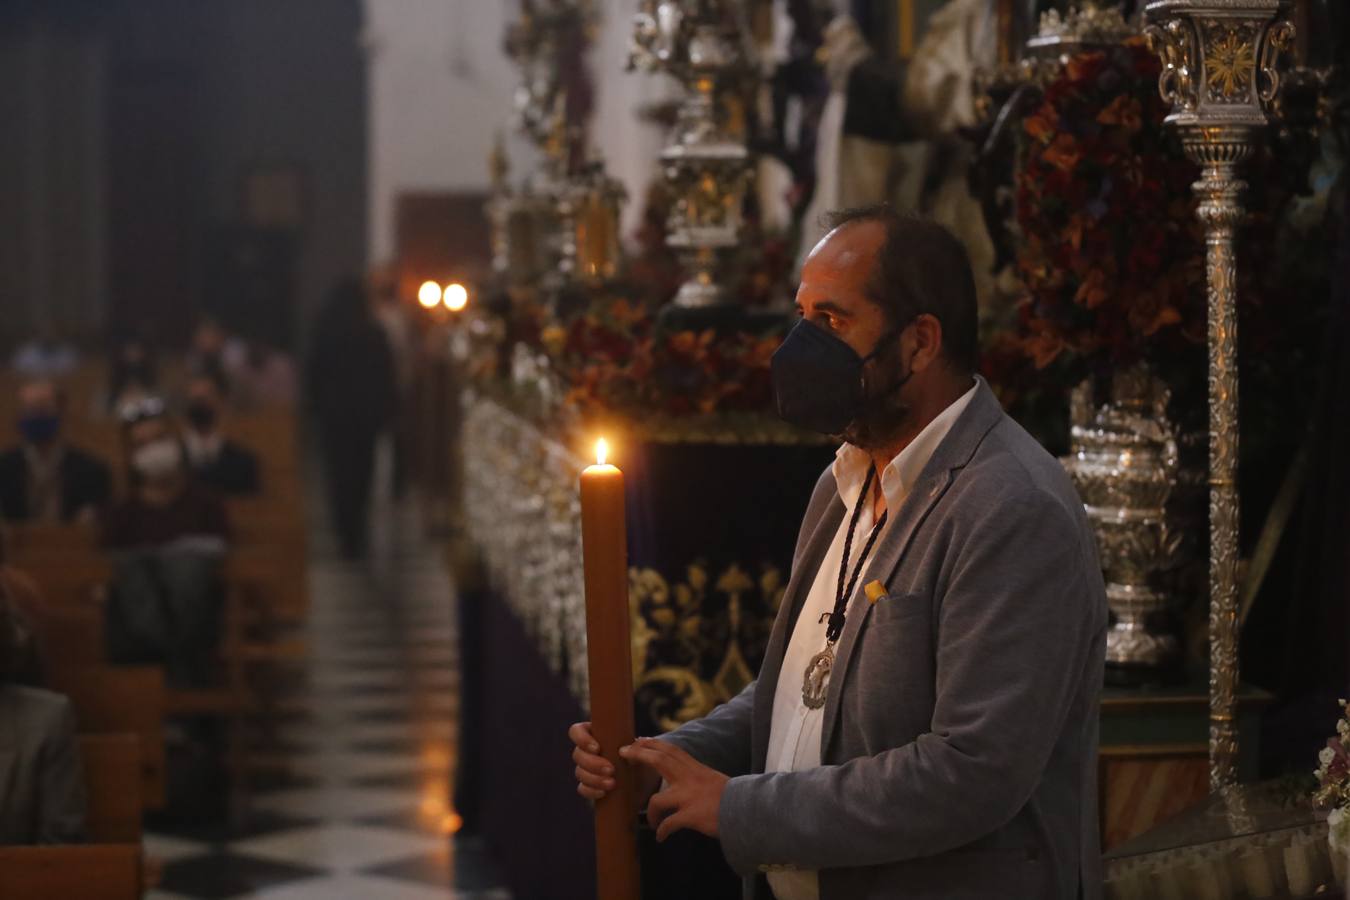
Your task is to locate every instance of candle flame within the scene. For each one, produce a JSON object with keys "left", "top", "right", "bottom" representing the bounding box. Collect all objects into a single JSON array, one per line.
[{"left": 595, "top": 438, "right": 609, "bottom": 466}]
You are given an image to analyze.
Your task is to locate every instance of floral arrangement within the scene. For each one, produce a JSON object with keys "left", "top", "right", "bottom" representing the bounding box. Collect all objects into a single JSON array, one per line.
[
  {"left": 1315, "top": 699, "right": 1350, "bottom": 855},
  {"left": 543, "top": 298, "right": 783, "bottom": 421},
  {"left": 1010, "top": 38, "right": 1206, "bottom": 390}
]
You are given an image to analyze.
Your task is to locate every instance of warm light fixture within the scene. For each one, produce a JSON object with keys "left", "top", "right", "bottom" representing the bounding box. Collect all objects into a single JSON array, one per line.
[
  {"left": 595, "top": 438, "right": 609, "bottom": 466},
  {"left": 443, "top": 282, "right": 469, "bottom": 312},
  {"left": 418, "top": 280, "right": 442, "bottom": 309}
]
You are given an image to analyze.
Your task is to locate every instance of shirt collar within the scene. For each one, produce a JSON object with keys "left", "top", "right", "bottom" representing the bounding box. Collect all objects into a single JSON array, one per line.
[
  {"left": 184, "top": 429, "right": 223, "bottom": 461},
  {"left": 830, "top": 377, "right": 979, "bottom": 515}
]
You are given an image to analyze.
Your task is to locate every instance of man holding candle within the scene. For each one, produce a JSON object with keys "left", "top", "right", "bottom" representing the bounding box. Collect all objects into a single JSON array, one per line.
[{"left": 571, "top": 205, "right": 1107, "bottom": 899}]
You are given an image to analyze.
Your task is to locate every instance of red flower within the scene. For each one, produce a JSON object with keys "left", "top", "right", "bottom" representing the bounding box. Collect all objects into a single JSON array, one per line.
[
  {"left": 1074, "top": 269, "right": 1109, "bottom": 309},
  {"left": 1097, "top": 95, "right": 1143, "bottom": 131},
  {"left": 1042, "top": 134, "right": 1082, "bottom": 172},
  {"left": 1025, "top": 112, "right": 1056, "bottom": 144},
  {"left": 1002, "top": 41, "right": 1205, "bottom": 386}
]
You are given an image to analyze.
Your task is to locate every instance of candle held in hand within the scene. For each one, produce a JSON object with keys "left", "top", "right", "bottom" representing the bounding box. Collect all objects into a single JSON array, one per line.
[{"left": 579, "top": 438, "right": 640, "bottom": 899}]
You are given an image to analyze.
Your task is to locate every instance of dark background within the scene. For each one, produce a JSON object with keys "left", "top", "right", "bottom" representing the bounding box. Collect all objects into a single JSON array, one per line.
[{"left": 0, "top": 0, "right": 367, "bottom": 352}]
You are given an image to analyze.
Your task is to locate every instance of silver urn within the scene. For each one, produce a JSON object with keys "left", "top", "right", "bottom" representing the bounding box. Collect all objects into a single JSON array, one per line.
[
  {"left": 631, "top": 0, "right": 752, "bottom": 308},
  {"left": 1063, "top": 366, "right": 1184, "bottom": 677}
]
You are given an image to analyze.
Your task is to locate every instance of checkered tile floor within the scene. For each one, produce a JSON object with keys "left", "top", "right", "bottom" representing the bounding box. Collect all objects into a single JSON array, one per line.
[{"left": 143, "top": 481, "right": 508, "bottom": 899}]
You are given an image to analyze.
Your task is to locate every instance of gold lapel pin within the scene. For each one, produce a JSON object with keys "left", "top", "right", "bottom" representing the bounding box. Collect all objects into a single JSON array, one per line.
[{"left": 864, "top": 581, "right": 887, "bottom": 605}]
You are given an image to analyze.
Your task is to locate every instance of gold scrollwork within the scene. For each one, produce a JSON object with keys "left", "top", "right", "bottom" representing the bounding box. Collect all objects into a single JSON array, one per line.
[
  {"left": 1257, "top": 20, "right": 1295, "bottom": 103},
  {"left": 629, "top": 562, "right": 786, "bottom": 730},
  {"left": 636, "top": 666, "right": 716, "bottom": 733},
  {"left": 1144, "top": 18, "right": 1198, "bottom": 112}
]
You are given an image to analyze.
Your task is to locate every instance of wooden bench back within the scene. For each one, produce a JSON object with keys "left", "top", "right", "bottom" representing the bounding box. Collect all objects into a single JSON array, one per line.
[
  {"left": 78, "top": 733, "right": 143, "bottom": 843},
  {"left": 0, "top": 845, "right": 142, "bottom": 900},
  {"left": 225, "top": 498, "right": 306, "bottom": 549},
  {"left": 6, "top": 555, "right": 112, "bottom": 610},
  {"left": 4, "top": 523, "right": 102, "bottom": 557},
  {"left": 37, "top": 604, "right": 105, "bottom": 667},
  {"left": 50, "top": 665, "right": 166, "bottom": 809}
]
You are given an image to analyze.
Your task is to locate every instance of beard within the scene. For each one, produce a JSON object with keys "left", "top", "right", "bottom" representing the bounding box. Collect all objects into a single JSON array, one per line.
[{"left": 839, "top": 346, "right": 913, "bottom": 452}]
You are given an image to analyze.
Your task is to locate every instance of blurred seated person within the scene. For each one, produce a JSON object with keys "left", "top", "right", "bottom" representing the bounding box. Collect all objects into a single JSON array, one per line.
[
  {"left": 182, "top": 373, "right": 261, "bottom": 496},
  {"left": 0, "top": 526, "right": 53, "bottom": 687},
  {"left": 0, "top": 379, "right": 112, "bottom": 524},
  {"left": 184, "top": 316, "right": 246, "bottom": 388},
  {"left": 0, "top": 585, "right": 86, "bottom": 844},
  {"left": 105, "top": 337, "right": 159, "bottom": 414},
  {"left": 103, "top": 398, "right": 229, "bottom": 687},
  {"left": 11, "top": 325, "right": 80, "bottom": 379},
  {"left": 232, "top": 339, "right": 298, "bottom": 410}
]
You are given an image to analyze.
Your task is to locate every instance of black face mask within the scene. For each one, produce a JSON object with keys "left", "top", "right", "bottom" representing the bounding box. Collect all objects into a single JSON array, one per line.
[
  {"left": 771, "top": 318, "right": 909, "bottom": 437},
  {"left": 185, "top": 402, "right": 218, "bottom": 431}
]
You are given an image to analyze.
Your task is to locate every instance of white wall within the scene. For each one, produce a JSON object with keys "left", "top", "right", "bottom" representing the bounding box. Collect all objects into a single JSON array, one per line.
[
  {"left": 364, "top": 0, "right": 521, "bottom": 264},
  {"left": 364, "top": 0, "right": 671, "bottom": 262},
  {"left": 585, "top": 0, "right": 672, "bottom": 240}
]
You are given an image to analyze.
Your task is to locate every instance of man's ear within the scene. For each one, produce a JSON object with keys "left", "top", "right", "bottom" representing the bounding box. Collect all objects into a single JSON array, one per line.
[{"left": 907, "top": 314, "right": 945, "bottom": 374}]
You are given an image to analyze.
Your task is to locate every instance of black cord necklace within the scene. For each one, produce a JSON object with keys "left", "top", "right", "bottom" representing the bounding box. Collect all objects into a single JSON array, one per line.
[{"left": 801, "top": 466, "right": 888, "bottom": 709}]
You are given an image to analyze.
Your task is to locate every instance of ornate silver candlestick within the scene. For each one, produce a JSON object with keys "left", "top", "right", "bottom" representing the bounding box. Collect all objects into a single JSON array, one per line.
[
  {"left": 504, "top": 1, "right": 597, "bottom": 150},
  {"left": 1143, "top": 0, "right": 1294, "bottom": 790},
  {"left": 630, "top": 0, "right": 752, "bottom": 308}
]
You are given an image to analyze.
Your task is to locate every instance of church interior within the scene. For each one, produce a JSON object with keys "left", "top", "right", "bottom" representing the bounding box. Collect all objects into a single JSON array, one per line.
[{"left": 0, "top": 0, "right": 1347, "bottom": 898}]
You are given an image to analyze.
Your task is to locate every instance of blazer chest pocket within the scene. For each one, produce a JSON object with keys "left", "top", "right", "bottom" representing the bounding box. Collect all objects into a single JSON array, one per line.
[
  {"left": 855, "top": 592, "right": 936, "bottom": 720},
  {"left": 864, "top": 591, "right": 929, "bottom": 630}
]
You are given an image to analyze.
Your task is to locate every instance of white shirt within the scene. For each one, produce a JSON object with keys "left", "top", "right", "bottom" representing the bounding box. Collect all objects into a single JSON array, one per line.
[
  {"left": 764, "top": 380, "right": 977, "bottom": 900},
  {"left": 183, "top": 430, "right": 224, "bottom": 467}
]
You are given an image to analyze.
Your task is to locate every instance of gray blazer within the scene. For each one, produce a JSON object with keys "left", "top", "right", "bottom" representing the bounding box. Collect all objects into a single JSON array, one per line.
[
  {"left": 663, "top": 378, "right": 1107, "bottom": 900},
  {"left": 0, "top": 685, "right": 87, "bottom": 845}
]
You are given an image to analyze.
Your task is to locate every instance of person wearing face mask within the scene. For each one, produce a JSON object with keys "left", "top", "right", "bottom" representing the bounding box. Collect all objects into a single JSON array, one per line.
[
  {"left": 0, "top": 379, "right": 112, "bottom": 524},
  {"left": 103, "top": 399, "right": 228, "bottom": 552},
  {"left": 569, "top": 207, "right": 1108, "bottom": 900},
  {"left": 181, "top": 373, "right": 261, "bottom": 497},
  {"left": 102, "top": 399, "right": 229, "bottom": 687}
]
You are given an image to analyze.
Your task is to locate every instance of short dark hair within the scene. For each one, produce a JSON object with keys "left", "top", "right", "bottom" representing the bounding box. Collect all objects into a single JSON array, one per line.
[{"left": 822, "top": 205, "right": 979, "bottom": 373}]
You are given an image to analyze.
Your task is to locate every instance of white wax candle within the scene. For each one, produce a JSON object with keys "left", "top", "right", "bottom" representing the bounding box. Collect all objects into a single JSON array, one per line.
[
  {"left": 1330, "top": 842, "right": 1346, "bottom": 885},
  {"left": 1285, "top": 841, "right": 1314, "bottom": 896},
  {"left": 1238, "top": 846, "right": 1276, "bottom": 897}
]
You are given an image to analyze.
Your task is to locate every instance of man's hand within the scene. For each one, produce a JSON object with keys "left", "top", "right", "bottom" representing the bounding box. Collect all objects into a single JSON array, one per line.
[
  {"left": 620, "top": 737, "right": 728, "bottom": 842},
  {"left": 568, "top": 721, "right": 661, "bottom": 802}
]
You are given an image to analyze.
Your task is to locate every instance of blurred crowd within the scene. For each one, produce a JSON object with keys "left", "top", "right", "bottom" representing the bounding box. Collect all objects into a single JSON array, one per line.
[{"left": 0, "top": 273, "right": 418, "bottom": 847}]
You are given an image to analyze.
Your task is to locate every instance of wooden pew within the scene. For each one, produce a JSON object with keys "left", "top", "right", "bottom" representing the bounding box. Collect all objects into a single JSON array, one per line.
[
  {"left": 36, "top": 604, "right": 105, "bottom": 667},
  {"left": 62, "top": 362, "right": 109, "bottom": 418},
  {"left": 3, "top": 522, "right": 101, "bottom": 557},
  {"left": 224, "top": 498, "right": 306, "bottom": 549},
  {"left": 49, "top": 666, "right": 166, "bottom": 810},
  {"left": 3, "top": 553, "right": 111, "bottom": 611},
  {"left": 221, "top": 412, "right": 298, "bottom": 458},
  {"left": 223, "top": 496, "right": 310, "bottom": 624},
  {"left": 0, "top": 845, "right": 142, "bottom": 900},
  {"left": 79, "top": 733, "right": 143, "bottom": 843}
]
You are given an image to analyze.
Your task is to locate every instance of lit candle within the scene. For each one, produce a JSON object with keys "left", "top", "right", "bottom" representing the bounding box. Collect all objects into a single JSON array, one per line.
[{"left": 579, "top": 438, "right": 640, "bottom": 899}]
